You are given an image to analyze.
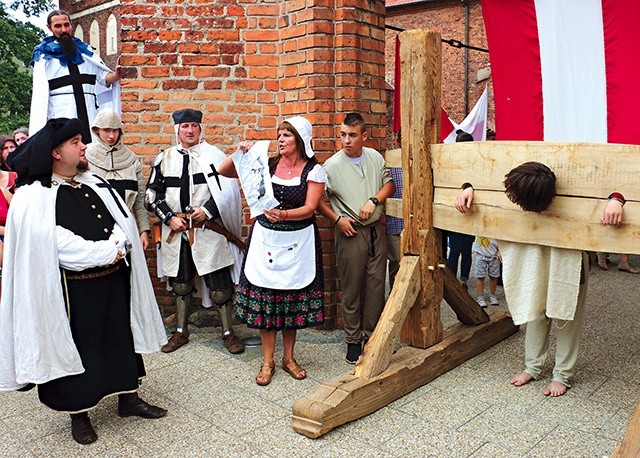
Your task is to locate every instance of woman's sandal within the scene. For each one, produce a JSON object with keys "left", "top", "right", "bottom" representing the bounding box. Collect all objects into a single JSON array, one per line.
[
  {"left": 255, "top": 361, "right": 275, "bottom": 386},
  {"left": 282, "top": 358, "right": 307, "bottom": 380}
]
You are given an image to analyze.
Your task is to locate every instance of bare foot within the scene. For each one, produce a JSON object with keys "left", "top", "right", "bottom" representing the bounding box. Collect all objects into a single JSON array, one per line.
[
  {"left": 618, "top": 265, "right": 640, "bottom": 274},
  {"left": 509, "top": 372, "right": 534, "bottom": 387},
  {"left": 543, "top": 381, "right": 568, "bottom": 397}
]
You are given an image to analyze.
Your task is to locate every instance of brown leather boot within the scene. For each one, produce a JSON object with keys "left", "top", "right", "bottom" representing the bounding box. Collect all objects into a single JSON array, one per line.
[
  {"left": 161, "top": 331, "right": 189, "bottom": 353},
  {"left": 118, "top": 393, "right": 167, "bottom": 419},
  {"left": 70, "top": 412, "right": 98, "bottom": 445},
  {"left": 223, "top": 332, "right": 245, "bottom": 354}
]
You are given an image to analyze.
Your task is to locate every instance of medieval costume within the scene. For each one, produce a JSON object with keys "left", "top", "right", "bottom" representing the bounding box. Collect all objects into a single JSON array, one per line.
[
  {"left": 0, "top": 118, "right": 166, "bottom": 444},
  {"left": 29, "top": 36, "right": 121, "bottom": 144},
  {"left": 146, "top": 108, "right": 245, "bottom": 354},
  {"left": 86, "top": 109, "right": 150, "bottom": 235}
]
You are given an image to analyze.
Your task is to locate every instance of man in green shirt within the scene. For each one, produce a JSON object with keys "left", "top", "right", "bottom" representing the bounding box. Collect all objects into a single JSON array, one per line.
[{"left": 319, "top": 113, "right": 395, "bottom": 364}]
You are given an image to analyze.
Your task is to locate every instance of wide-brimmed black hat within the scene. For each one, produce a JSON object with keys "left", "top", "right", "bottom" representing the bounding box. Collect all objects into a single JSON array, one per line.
[
  {"left": 8, "top": 118, "right": 83, "bottom": 187},
  {"left": 172, "top": 108, "right": 202, "bottom": 125}
]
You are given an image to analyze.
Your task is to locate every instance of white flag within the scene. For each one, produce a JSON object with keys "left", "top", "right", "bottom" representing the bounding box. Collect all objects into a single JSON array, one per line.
[{"left": 443, "top": 87, "right": 488, "bottom": 143}]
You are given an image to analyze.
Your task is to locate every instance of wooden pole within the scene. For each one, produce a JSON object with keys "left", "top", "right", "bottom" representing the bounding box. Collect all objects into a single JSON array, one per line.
[
  {"left": 399, "top": 29, "right": 444, "bottom": 348},
  {"left": 612, "top": 400, "right": 640, "bottom": 457}
]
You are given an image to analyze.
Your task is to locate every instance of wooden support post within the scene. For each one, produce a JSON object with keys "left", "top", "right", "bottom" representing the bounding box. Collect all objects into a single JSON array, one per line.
[
  {"left": 611, "top": 400, "right": 640, "bottom": 457},
  {"left": 399, "top": 30, "right": 444, "bottom": 349},
  {"left": 291, "top": 310, "right": 518, "bottom": 438},
  {"left": 355, "top": 256, "right": 420, "bottom": 380}
]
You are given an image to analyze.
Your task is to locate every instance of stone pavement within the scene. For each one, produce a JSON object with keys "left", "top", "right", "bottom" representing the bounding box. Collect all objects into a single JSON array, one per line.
[{"left": 2, "top": 255, "right": 640, "bottom": 457}]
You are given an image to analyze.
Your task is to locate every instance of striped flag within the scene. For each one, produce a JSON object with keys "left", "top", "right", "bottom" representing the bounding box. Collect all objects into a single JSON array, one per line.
[{"left": 481, "top": 0, "right": 640, "bottom": 144}]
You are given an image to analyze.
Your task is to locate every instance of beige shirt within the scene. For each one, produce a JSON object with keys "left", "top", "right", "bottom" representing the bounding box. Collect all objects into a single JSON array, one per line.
[{"left": 323, "top": 147, "right": 392, "bottom": 226}]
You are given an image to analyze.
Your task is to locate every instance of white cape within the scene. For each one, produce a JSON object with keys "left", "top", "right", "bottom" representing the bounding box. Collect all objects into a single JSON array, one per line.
[
  {"left": 29, "top": 53, "right": 122, "bottom": 136},
  {"left": 0, "top": 173, "right": 166, "bottom": 391}
]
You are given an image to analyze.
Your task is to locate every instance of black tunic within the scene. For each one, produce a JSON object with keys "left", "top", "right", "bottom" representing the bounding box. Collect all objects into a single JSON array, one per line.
[{"left": 37, "top": 183, "right": 145, "bottom": 413}]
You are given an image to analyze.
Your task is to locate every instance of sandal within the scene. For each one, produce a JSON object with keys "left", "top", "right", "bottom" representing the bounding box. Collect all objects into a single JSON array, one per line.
[
  {"left": 255, "top": 361, "right": 275, "bottom": 386},
  {"left": 282, "top": 358, "right": 307, "bottom": 380}
]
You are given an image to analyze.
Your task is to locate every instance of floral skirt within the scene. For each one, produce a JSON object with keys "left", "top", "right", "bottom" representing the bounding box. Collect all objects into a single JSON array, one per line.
[{"left": 235, "top": 221, "right": 324, "bottom": 331}]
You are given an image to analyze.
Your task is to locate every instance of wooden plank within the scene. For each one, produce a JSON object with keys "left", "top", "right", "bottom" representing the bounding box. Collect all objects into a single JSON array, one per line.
[
  {"left": 400, "top": 29, "right": 440, "bottom": 256},
  {"left": 291, "top": 309, "right": 519, "bottom": 439},
  {"left": 432, "top": 141, "right": 640, "bottom": 201},
  {"left": 432, "top": 188, "right": 640, "bottom": 255},
  {"left": 355, "top": 256, "right": 420, "bottom": 379},
  {"left": 442, "top": 265, "right": 490, "bottom": 325},
  {"left": 400, "top": 229, "right": 444, "bottom": 348},
  {"left": 385, "top": 148, "right": 402, "bottom": 168},
  {"left": 611, "top": 399, "right": 640, "bottom": 457},
  {"left": 386, "top": 196, "right": 402, "bottom": 219}
]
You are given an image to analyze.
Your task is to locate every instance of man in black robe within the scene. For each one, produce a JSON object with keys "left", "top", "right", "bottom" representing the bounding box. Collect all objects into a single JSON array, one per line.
[{"left": 3, "top": 118, "right": 168, "bottom": 445}]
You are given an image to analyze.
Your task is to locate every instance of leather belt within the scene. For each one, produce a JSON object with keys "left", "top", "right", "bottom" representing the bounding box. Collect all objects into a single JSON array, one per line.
[{"left": 64, "top": 261, "right": 122, "bottom": 280}]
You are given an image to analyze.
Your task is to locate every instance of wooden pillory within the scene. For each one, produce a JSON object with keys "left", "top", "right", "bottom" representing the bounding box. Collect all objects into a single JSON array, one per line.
[{"left": 292, "top": 29, "right": 640, "bottom": 440}]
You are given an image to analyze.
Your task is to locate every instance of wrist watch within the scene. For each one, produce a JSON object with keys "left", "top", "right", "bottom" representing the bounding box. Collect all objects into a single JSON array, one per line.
[{"left": 369, "top": 197, "right": 379, "bottom": 206}]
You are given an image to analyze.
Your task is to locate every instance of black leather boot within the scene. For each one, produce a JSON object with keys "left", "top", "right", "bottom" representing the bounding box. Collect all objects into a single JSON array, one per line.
[
  {"left": 70, "top": 412, "right": 98, "bottom": 445},
  {"left": 118, "top": 393, "right": 167, "bottom": 419}
]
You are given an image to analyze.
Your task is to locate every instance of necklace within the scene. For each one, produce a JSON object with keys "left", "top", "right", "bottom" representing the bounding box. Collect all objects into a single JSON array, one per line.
[{"left": 282, "top": 160, "right": 299, "bottom": 175}]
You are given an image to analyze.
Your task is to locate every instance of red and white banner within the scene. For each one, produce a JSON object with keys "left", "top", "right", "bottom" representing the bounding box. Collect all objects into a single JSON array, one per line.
[{"left": 481, "top": 0, "right": 640, "bottom": 144}]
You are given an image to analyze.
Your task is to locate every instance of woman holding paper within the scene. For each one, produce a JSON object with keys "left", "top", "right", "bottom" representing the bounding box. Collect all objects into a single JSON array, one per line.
[{"left": 218, "top": 116, "right": 325, "bottom": 386}]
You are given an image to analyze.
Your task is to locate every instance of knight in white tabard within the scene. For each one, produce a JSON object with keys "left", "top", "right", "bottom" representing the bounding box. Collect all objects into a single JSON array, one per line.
[
  {"left": 146, "top": 108, "right": 246, "bottom": 354},
  {"left": 29, "top": 10, "right": 121, "bottom": 145}
]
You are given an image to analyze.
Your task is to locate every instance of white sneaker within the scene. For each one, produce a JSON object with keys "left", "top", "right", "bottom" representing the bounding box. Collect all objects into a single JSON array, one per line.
[
  {"left": 489, "top": 294, "right": 499, "bottom": 306},
  {"left": 477, "top": 296, "right": 487, "bottom": 308}
]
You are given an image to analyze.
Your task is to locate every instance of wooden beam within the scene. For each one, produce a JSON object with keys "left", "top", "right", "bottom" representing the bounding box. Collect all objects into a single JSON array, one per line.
[
  {"left": 385, "top": 148, "right": 402, "bottom": 168},
  {"left": 432, "top": 141, "right": 640, "bottom": 201},
  {"left": 400, "top": 229, "right": 444, "bottom": 348},
  {"left": 400, "top": 29, "right": 440, "bottom": 256},
  {"left": 291, "top": 309, "right": 519, "bottom": 438},
  {"left": 355, "top": 256, "right": 420, "bottom": 379},
  {"left": 433, "top": 188, "right": 640, "bottom": 255},
  {"left": 442, "top": 266, "right": 490, "bottom": 325},
  {"left": 398, "top": 29, "right": 444, "bottom": 349},
  {"left": 611, "top": 399, "right": 640, "bottom": 457}
]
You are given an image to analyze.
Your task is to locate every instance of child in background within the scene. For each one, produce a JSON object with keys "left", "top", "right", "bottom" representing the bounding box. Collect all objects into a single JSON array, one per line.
[{"left": 473, "top": 236, "right": 501, "bottom": 307}]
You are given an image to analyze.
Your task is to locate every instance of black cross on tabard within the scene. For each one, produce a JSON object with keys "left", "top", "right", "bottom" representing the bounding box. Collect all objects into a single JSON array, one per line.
[
  {"left": 207, "top": 163, "right": 222, "bottom": 190},
  {"left": 163, "top": 152, "right": 207, "bottom": 211},
  {"left": 94, "top": 175, "right": 128, "bottom": 218},
  {"left": 48, "top": 62, "right": 96, "bottom": 144}
]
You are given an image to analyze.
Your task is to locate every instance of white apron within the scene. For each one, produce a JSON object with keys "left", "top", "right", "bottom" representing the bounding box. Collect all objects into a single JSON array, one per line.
[{"left": 244, "top": 223, "right": 315, "bottom": 290}]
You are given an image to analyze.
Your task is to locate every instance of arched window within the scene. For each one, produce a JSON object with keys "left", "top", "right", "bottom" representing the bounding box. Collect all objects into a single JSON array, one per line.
[
  {"left": 106, "top": 15, "right": 118, "bottom": 55},
  {"left": 74, "top": 24, "right": 84, "bottom": 41},
  {"left": 90, "top": 20, "right": 100, "bottom": 55}
]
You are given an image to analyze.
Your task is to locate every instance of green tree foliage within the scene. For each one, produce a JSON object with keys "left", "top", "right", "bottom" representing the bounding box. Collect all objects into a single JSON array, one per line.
[
  {"left": 0, "top": 4, "right": 47, "bottom": 133},
  {"left": 5, "top": 0, "right": 54, "bottom": 18}
]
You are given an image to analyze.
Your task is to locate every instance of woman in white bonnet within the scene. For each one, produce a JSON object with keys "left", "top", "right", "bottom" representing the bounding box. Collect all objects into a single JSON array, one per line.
[{"left": 219, "top": 116, "right": 326, "bottom": 386}]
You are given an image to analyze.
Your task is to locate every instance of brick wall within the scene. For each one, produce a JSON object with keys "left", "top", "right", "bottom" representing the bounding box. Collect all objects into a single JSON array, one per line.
[
  {"left": 61, "top": 0, "right": 121, "bottom": 69},
  {"left": 385, "top": 0, "right": 493, "bottom": 143},
  {"left": 112, "top": 0, "right": 387, "bottom": 328}
]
